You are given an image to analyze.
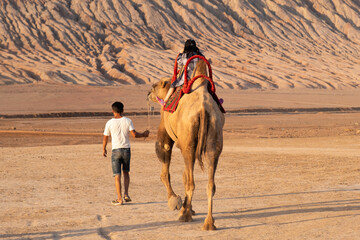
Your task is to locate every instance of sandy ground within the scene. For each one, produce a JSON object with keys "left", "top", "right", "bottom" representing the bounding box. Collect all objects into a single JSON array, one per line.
[
  {"left": 1, "top": 1, "right": 360, "bottom": 238},
  {"left": 1, "top": 85, "right": 360, "bottom": 239}
]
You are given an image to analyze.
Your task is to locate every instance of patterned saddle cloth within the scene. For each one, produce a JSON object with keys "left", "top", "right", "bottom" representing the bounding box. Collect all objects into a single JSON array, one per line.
[{"left": 163, "top": 87, "right": 183, "bottom": 113}]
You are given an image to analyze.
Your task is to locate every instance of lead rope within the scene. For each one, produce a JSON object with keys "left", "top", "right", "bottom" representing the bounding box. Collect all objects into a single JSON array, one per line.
[
  {"left": 146, "top": 100, "right": 154, "bottom": 140},
  {"left": 147, "top": 100, "right": 151, "bottom": 130}
]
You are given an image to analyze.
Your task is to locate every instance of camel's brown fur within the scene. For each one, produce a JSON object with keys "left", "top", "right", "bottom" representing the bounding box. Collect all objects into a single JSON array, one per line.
[{"left": 148, "top": 60, "right": 225, "bottom": 230}]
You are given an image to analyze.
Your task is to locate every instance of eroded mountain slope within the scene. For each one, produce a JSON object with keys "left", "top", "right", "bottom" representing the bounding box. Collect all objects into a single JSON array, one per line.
[{"left": 0, "top": 0, "right": 359, "bottom": 89}]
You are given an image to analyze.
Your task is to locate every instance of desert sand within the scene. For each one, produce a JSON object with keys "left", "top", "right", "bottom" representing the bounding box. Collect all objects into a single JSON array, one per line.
[
  {"left": 1, "top": 85, "right": 360, "bottom": 239},
  {"left": 1, "top": 0, "right": 360, "bottom": 239}
]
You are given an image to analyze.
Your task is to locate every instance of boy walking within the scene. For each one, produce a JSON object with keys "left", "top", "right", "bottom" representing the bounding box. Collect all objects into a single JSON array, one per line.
[{"left": 102, "top": 101, "right": 149, "bottom": 205}]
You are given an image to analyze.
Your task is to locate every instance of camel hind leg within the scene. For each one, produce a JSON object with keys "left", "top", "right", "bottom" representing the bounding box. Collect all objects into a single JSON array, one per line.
[
  {"left": 178, "top": 156, "right": 195, "bottom": 222},
  {"left": 202, "top": 164, "right": 217, "bottom": 230},
  {"left": 202, "top": 150, "right": 220, "bottom": 230},
  {"left": 155, "top": 126, "right": 182, "bottom": 211}
]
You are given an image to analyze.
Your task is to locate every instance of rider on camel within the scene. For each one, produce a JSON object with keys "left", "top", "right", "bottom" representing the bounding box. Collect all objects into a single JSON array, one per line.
[{"left": 157, "top": 39, "right": 204, "bottom": 106}]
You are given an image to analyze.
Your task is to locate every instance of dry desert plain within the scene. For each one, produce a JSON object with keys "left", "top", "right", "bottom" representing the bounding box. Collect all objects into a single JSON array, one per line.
[
  {"left": 0, "top": 84, "right": 360, "bottom": 239},
  {"left": 1, "top": 0, "right": 360, "bottom": 239}
]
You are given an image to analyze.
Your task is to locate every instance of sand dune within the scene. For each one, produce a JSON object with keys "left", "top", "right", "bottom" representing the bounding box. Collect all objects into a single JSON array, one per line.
[{"left": 0, "top": 0, "right": 359, "bottom": 89}]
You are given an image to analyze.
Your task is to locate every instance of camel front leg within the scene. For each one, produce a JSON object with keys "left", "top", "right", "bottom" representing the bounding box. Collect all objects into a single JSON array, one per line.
[
  {"left": 155, "top": 126, "right": 182, "bottom": 211},
  {"left": 160, "top": 159, "right": 182, "bottom": 210}
]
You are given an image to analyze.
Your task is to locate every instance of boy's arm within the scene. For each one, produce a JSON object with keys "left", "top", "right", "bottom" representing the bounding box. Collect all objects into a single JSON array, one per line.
[
  {"left": 102, "top": 135, "right": 109, "bottom": 157},
  {"left": 130, "top": 130, "right": 150, "bottom": 138}
]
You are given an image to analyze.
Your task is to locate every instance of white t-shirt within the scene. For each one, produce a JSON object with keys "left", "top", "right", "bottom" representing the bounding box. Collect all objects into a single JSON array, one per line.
[{"left": 103, "top": 117, "right": 135, "bottom": 149}]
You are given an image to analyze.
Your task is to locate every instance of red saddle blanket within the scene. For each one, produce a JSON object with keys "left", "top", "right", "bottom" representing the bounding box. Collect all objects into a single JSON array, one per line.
[{"left": 163, "top": 87, "right": 183, "bottom": 113}]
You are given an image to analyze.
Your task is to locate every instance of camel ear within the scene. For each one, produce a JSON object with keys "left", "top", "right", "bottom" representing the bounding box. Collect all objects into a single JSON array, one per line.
[{"left": 161, "top": 80, "right": 168, "bottom": 88}]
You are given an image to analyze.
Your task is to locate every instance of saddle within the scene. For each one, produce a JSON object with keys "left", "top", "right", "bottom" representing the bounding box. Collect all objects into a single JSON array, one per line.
[{"left": 163, "top": 55, "right": 225, "bottom": 114}]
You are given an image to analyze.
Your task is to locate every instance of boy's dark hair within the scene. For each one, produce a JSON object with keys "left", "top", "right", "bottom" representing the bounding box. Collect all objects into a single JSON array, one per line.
[{"left": 112, "top": 101, "right": 124, "bottom": 113}]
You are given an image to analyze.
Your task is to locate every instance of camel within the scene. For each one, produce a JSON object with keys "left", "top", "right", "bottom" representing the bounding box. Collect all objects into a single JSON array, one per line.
[{"left": 147, "top": 59, "right": 225, "bottom": 230}]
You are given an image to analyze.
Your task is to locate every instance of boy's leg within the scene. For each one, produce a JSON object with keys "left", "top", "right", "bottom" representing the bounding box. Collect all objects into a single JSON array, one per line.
[
  {"left": 111, "top": 150, "right": 123, "bottom": 204},
  {"left": 121, "top": 148, "right": 131, "bottom": 201},
  {"left": 114, "top": 174, "right": 123, "bottom": 204},
  {"left": 123, "top": 172, "right": 130, "bottom": 197}
]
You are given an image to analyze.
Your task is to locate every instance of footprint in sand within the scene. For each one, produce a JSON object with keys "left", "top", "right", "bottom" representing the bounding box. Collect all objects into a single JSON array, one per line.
[{"left": 96, "top": 214, "right": 106, "bottom": 222}]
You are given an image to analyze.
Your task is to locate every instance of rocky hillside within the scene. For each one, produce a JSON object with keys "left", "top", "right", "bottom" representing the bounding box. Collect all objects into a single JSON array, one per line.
[{"left": 0, "top": 0, "right": 359, "bottom": 89}]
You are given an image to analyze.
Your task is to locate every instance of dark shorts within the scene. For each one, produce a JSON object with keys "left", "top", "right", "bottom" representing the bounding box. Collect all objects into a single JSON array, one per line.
[{"left": 111, "top": 148, "right": 131, "bottom": 176}]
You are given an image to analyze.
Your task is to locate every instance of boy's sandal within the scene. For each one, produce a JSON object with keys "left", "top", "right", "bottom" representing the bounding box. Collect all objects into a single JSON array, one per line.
[
  {"left": 124, "top": 196, "right": 132, "bottom": 202},
  {"left": 111, "top": 199, "right": 123, "bottom": 206}
]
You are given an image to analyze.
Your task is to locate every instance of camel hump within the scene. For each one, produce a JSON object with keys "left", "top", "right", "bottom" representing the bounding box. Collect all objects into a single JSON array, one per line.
[{"left": 189, "top": 59, "right": 209, "bottom": 91}]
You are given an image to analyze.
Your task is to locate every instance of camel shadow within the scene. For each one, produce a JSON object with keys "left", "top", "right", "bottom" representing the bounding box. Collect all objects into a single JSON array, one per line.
[
  {"left": 192, "top": 197, "right": 360, "bottom": 227},
  {"left": 197, "top": 188, "right": 360, "bottom": 230},
  {"left": 2, "top": 189, "right": 359, "bottom": 238}
]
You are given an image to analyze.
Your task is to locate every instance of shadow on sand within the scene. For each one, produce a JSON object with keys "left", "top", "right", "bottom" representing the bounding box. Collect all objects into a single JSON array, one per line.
[{"left": 1, "top": 189, "right": 359, "bottom": 239}]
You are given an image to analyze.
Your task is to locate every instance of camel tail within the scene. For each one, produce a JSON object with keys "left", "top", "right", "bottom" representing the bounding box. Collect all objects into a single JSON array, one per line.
[{"left": 196, "top": 109, "right": 209, "bottom": 170}]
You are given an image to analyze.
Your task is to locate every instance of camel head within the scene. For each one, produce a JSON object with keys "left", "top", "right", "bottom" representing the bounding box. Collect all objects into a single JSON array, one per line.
[{"left": 147, "top": 78, "right": 171, "bottom": 102}]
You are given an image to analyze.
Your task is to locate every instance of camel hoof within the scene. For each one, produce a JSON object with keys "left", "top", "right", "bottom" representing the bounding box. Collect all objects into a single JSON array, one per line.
[
  {"left": 203, "top": 217, "right": 216, "bottom": 230},
  {"left": 202, "top": 223, "right": 217, "bottom": 231},
  {"left": 168, "top": 195, "right": 182, "bottom": 211},
  {"left": 179, "top": 209, "right": 193, "bottom": 222}
]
